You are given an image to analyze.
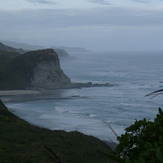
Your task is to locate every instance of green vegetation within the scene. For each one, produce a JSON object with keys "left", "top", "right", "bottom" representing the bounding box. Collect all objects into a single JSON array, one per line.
[
  {"left": 0, "top": 100, "right": 114, "bottom": 163},
  {"left": 107, "top": 108, "right": 163, "bottom": 163},
  {"left": 0, "top": 50, "right": 20, "bottom": 72},
  {"left": 0, "top": 42, "right": 24, "bottom": 54},
  {"left": 0, "top": 51, "right": 21, "bottom": 89},
  {"left": 0, "top": 43, "right": 23, "bottom": 89},
  {"left": 0, "top": 43, "right": 31, "bottom": 89}
]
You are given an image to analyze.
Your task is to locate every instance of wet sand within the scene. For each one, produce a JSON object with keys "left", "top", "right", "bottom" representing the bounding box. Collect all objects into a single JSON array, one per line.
[
  {"left": 0, "top": 90, "right": 40, "bottom": 96},
  {"left": 0, "top": 89, "right": 72, "bottom": 103},
  {"left": 0, "top": 90, "right": 41, "bottom": 103}
]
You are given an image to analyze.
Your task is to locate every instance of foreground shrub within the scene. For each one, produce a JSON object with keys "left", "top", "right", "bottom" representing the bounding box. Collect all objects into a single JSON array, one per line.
[{"left": 109, "top": 108, "right": 163, "bottom": 163}]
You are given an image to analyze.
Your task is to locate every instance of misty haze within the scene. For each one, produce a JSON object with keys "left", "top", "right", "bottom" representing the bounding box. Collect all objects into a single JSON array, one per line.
[{"left": 0, "top": 0, "right": 163, "bottom": 162}]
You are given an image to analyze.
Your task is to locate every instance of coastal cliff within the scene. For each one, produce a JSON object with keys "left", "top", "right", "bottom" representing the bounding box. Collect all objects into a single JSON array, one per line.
[
  {"left": 0, "top": 42, "right": 115, "bottom": 90},
  {"left": 25, "top": 49, "right": 71, "bottom": 88},
  {"left": 0, "top": 48, "right": 71, "bottom": 89}
]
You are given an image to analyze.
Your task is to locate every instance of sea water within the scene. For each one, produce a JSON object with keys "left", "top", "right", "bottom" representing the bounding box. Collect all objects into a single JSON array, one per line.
[{"left": 7, "top": 51, "right": 163, "bottom": 142}]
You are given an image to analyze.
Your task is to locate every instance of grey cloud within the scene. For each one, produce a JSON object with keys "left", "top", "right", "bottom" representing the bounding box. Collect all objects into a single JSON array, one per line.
[
  {"left": 0, "top": 7, "right": 163, "bottom": 51},
  {"left": 88, "top": 0, "right": 111, "bottom": 5},
  {"left": 132, "top": 0, "right": 150, "bottom": 3},
  {"left": 1, "top": 8, "right": 163, "bottom": 29},
  {"left": 26, "top": 0, "right": 57, "bottom": 4}
]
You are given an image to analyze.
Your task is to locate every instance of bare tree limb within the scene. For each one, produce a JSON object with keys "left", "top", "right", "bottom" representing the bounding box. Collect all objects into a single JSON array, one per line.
[
  {"left": 145, "top": 89, "right": 163, "bottom": 98},
  {"left": 44, "top": 145, "right": 63, "bottom": 163}
]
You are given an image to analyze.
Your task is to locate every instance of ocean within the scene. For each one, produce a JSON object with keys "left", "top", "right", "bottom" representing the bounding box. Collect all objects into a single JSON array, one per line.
[{"left": 7, "top": 51, "right": 163, "bottom": 142}]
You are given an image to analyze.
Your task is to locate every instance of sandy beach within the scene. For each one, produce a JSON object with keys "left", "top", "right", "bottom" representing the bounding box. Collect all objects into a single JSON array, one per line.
[
  {"left": 0, "top": 90, "right": 40, "bottom": 96},
  {"left": 0, "top": 90, "right": 41, "bottom": 102},
  {"left": 0, "top": 89, "right": 69, "bottom": 103}
]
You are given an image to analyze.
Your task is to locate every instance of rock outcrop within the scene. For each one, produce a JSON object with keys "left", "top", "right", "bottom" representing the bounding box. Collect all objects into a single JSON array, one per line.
[
  {"left": 0, "top": 46, "right": 116, "bottom": 90},
  {"left": 30, "top": 49, "right": 71, "bottom": 88},
  {"left": 0, "top": 49, "right": 71, "bottom": 89},
  {"left": 71, "top": 82, "right": 116, "bottom": 88}
]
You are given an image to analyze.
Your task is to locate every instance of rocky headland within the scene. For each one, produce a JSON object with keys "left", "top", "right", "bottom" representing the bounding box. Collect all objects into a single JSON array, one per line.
[
  {"left": 0, "top": 43, "right": 116, "bottom": 90},
  {"left": 0, "top": 48, "right": 71, "bottom": 89},
  {"left": 0, "top": 43, "right": 117, "bottom": 162}
]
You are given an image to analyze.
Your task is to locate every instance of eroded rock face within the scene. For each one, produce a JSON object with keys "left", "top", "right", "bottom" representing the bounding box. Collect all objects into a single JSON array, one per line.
[
  {"left": 31, "top": 60, "right": 70, "bottom": 87},
  {"left": 0, "top": 48, "right": 71, "bottom": 89},
  {"left": 29, "top": 49, "right": 71, "bottom": 88}
]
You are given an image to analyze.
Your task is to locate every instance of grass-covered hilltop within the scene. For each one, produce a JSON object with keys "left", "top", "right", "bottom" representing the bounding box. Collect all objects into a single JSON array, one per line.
[{"left": 0, "top": 99, "right": 114, "bottom": 163}]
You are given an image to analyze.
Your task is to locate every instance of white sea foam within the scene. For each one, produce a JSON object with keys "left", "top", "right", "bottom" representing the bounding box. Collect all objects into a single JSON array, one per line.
[{"left": 89, "top": 114, "right": 97, "bottom": 118}]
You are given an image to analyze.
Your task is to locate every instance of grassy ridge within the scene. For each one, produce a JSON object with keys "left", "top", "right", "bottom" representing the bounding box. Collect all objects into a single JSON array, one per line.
[
  {"left": 0, "top": 51, "right": 20, "bottom": 74},
  {"left": 0, "top": 51, "right": 22, "bottom": 89},
  {"left": 0, "top": 100, "right": 114, "bottom": 163}
]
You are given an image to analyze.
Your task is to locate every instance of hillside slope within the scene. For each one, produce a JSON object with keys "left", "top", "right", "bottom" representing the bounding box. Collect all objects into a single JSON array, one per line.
[
  {"left": 0, "top": 99, "right": 114, "bottom": 163},
  {"left": 0, "top": 42, "right": 24, "bottom": 54}
]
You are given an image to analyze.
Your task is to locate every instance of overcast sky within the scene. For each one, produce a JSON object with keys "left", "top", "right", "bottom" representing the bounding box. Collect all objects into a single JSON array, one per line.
[{"left": 0, "top": 0, "right": 163, "bottom": 51}]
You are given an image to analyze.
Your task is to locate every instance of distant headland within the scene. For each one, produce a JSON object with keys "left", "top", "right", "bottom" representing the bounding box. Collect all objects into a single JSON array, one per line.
[{"left": 0, "top": 42, "right": 116, "bottom": 90}]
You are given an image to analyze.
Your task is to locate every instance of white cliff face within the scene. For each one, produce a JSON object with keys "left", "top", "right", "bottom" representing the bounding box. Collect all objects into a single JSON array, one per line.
[
  {"left": 27, "top": 49, "right": 71, "bottom": 88},
  {"left": 32, "top": 60, "right": 71, "bottom": 88}
]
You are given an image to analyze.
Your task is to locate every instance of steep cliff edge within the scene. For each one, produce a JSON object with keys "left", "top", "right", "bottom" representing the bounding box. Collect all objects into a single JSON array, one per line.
[
  {"left": 0, "top": 47, "right": 115, "bottom": 90},
  {"left": 0, "top": 49, "right": 71, "bottom": 89},
  {"left": 26, "top": 49, "right": 71, "bottom": 88}
]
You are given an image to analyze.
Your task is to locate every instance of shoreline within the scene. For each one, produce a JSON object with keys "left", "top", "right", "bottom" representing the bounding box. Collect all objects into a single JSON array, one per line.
[
  {"left": 0, "top": 90, "right": 41, "bottom": 103},
  {"left": 0, "top": 81, "right": 117, "bottom": 103},
  {"left": 0, "top": 89, "right": 80, "bottom": 103},
  {"left": 0, "top": 99, "right": 115, "bottom": 162},
  {"left": 0, "top": 89, "right": 118, "bottom": 147},
  {"left": 0, "top": 97, "right": 117, "bottom": 148},
  {"left": 0, "top": 90, "right": 40, "bottom": 96}
]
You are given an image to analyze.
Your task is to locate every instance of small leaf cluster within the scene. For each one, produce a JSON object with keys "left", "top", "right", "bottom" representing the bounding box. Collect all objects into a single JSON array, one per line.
[{"left": 114, "top": 108, "right": 163, "bottom": 163}]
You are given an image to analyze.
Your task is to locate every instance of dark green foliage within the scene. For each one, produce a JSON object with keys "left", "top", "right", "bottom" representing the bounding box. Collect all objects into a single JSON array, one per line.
[
  {"left": 0, "top": 51, "right": 21, "bottom": 89},
  {"left": 0, "top": 51, "right": 20, "bottom": 72},
  {"left": 0, "top": 50, "right": 39, "bottom": 89},
  {"left": 0, "top": 100, "right": 114, "bottom": 163},
  {"left": 112, "top": 108, "right": 163, "bottom": 163}
]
